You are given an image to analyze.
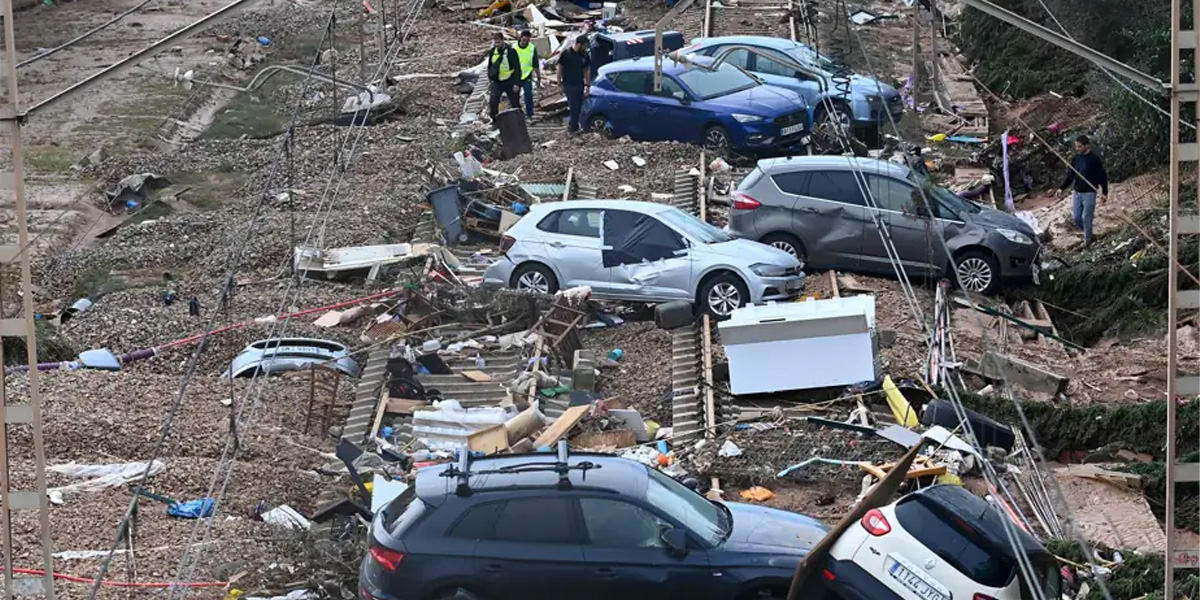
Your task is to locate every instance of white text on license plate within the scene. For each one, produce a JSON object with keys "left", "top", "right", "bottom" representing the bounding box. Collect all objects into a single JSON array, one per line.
[
  {"left": 781, "top": 123, "right": 804, "bottom": 136},
  {"left": 889, "top": 563, "right": 947, "bottom": 600}
]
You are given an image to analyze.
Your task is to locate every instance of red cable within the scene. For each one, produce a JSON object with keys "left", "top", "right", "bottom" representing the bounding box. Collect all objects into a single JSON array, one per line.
[{"left": 2, "top": 567, "right": 227, "bottom": 589}]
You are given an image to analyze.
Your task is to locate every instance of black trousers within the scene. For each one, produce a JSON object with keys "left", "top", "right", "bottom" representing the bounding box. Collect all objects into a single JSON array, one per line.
[
  {"left": 564, "top": 83, "right": 585, "bottom": 132},
  {"left": 489, "top": 79, "right": 520, "bottom": 120}
]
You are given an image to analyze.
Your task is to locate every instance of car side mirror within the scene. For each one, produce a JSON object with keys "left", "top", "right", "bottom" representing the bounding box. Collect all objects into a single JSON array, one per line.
[
  {"left": 661, "top": 528, "right": 688, "bottom": 557},
  {"left": 672, "top": 90, "right": 690, "bottom": 104}
]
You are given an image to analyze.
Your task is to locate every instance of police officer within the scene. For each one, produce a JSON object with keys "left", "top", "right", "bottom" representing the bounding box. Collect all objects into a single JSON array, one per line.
[
  {"left": 487, "top": 31, "right": 521, "bottom": 122},
  {"left": 514, "top": 30, "right": 540, "bottom": 120}
]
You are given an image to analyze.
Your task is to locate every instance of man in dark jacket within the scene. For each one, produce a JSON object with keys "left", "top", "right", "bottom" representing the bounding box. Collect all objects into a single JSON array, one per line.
[
  {"left": 557, "top": 36, "right": 591, "bottom": 134},
  {"left": 487, "top": 31, "right": 521, "bottom": 122},
  {"left": 1058, "top": 135, "right": 1108, "bottom": 247}
]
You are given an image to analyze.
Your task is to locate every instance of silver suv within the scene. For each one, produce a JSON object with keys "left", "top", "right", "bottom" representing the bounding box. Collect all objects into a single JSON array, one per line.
[
  {"left": 482, "top": 200, "right": 805, "bottom": 318},
  {"left": 727, "top": 157, "right": 1041, "bottom": 294}
]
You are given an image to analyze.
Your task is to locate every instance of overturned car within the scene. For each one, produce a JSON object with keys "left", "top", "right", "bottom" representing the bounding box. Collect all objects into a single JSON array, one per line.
[{"left": 222, "top": 338, "right": 361, "bottom": 378}]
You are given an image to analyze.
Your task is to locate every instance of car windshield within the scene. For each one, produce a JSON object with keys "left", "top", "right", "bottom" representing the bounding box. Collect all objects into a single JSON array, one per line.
[
  {"left": 922, "top": 181, "right": 982, "bottom": 217},
  {"left": 645, "top": 467, "right": 728, "bottom": 545},
  {"left": 657, "top": 207, "right": 731, "bottom": 244},
  {"left": 785, "top": 45, "right": 838, "bottom": 73},
  {"left": 677, "top": 62, "right": 757, "bottom": 100}
]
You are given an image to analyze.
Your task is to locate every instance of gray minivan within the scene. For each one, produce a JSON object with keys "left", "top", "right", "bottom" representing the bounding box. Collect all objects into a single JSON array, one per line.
[{"left": 727, "top": 156, "right": 1041, "bottom": 294}]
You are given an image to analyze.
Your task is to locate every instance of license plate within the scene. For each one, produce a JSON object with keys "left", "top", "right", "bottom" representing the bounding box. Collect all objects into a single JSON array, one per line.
[
  {"left": 781, "top": 123, "right": 804, "bottom": 136},
  {"left": 888, "top": 561, "right": 948, "bottom": 600}
]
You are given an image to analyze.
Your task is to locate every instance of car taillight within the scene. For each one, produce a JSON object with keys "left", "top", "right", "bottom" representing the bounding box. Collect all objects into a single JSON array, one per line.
[
  {"left": 861, "top": 508, "right": 891, "bottom": 536},
  {"left": 731, "top": 193, "right": 761, "bottom": 210},
  {"left": 499, "top": 235, "right": 516, "bottom": 253},
  {"left": 369, "top": 546, "right": 405, "bottom": 571},
  {"left": 821, "top": 569, "right": 836, "bottom": 582},
  {"left": 973, "top": 595, "right": 999, "bottom": 600}
]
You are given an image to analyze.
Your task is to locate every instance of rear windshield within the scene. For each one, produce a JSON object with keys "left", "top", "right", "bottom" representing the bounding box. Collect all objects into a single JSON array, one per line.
[
  {"left": 382, "top": 485, "right": 427, "bottom": 535},
  {"left": 737, "top": 166, "right": 765, "bottom": 192},
  {"left": 894, "top": 497, "right": 1015, "bottom": 588},
  {"left": 678, "top": 62, "right": 757, "bottom": 100}
]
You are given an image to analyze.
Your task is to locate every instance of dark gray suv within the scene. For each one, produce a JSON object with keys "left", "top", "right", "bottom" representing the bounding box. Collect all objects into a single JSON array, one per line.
[
  {"left": 359, "top": 446, "right": 829, "bottom": 600},
  {"left": 727, "top": 156, "right": 1042, "bottom": 294}
]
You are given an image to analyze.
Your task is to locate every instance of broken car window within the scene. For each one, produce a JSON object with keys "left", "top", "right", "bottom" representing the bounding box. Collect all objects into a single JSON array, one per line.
[
  {"left": 542, "top": 209, "right": 602, "bottom": 238},
  {"left": 805, "top": 170, "right": 867, "bottom": 206},
  {"left": 580, "top": 498, "right": 670, "bottom": 548},
  {"left": 657, "top": 207, "right": 730, "bottom": 244},
  {"left": 677, "top": 62, "right": 757, "bottom": 100},
  {"left": 602, "top": 210, "right": 684, "bottom": 266},
  {"left": 644, "top": 467, "right": 725, "bottom": 546},
  {"left": 493, "top": 498, "right": 577, "bottom": 544}
]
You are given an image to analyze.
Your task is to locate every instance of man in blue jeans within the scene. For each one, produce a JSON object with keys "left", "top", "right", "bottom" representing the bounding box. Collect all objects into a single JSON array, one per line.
[
  {"left": 1058, "top": 135, "right": 1108, "bottom": 248},
  {"left": 514, "top": 30, "right": 540, "bottom": 119},
  {"left": 557, "top": 36, "right": 591, "bottom": 134}
]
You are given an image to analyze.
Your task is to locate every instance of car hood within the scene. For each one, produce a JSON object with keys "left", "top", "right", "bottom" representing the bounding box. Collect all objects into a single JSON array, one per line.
[
  {"left": 719, "top": 502, "right": 829, "bottom": 554},
  {"left": 705, "top": 84, "right": 807, "bottom": 117},
  {"left": 847, "top": 74, "right": 899, "bottom": 97},
  {"left": 699, "top": 238, "right": 802, "bottom": 268},
  {"left": 965, "top": 204, "right": 1035, "bottom": 236}
]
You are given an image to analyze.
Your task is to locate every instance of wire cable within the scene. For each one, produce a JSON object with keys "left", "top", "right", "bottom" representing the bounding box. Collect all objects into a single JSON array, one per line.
[{"left": 17, "top": 0, "right": 159, "bottom": 68}]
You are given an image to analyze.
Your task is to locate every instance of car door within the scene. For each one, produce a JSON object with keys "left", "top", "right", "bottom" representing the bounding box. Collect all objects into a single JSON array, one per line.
[
  {"left": 791, "top": 169, "right": 870, "bottom": 270},
  {"left": 863, "top": 174, "right": 948, "bottom": 276},
  {"left": 608, "top": 71, "right": 654, "bottom": 139},
  {"left": 749, "top": 48, "right": 823, "bottom": 107},
  {"left": 602, "top": 209, "right": 694, "bottom": 301},
  {"left": 578, "top": 496, "right": 716, "bottom": 600},
  {"left": 469, "top": 497, "right": 591, "bottom": 600},
  {"left": 538, "top": 208, "right": 612, "bottom": 293},
  {"left": 653, "top": 76, "right": 698, "bottom": 140}
]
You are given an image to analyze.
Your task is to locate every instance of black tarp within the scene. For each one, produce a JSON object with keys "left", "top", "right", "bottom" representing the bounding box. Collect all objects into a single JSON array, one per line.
[{"left": 601, "top": 210, "right": 685, "bottom": 268}]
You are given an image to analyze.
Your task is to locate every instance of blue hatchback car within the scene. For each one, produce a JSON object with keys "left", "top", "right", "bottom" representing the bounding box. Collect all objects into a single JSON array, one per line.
[{"left": 582, "top": 57, "right": 813, "bottom": 154}]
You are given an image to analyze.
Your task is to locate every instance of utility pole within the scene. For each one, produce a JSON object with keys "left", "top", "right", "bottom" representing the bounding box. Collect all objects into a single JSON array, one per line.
[
  {"left": 911, "top": 1, "right": 920, "bottom": 108},
  {"left": 0, "top": 1, "right": 56, "bottom": 598},
  {"left": 1165, "top": 0, "right": 1200, "bottom": 593}
]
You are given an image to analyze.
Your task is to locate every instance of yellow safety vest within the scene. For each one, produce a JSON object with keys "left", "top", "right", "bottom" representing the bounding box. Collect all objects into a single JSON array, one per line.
[
  {"left": 492, "top": 47, "right": 514, "bottom": 80},
  {"left": 515, "top": 43, "right": 536, "bottom": 80}
]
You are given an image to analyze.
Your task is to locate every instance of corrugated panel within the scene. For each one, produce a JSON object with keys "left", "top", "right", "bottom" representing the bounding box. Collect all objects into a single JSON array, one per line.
[{"left": 521, "top": 183, "right": 568, "bottom": 198}]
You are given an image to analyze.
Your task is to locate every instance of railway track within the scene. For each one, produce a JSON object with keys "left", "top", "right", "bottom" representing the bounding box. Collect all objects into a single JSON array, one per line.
[{"left": 703, "top": 0, "right": 797, "bottom": 41}]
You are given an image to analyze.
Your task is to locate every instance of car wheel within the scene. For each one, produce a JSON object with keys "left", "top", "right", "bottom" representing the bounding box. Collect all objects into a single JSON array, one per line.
[
  {"left": 699, "top": 272, "right": 748, "bottom": 319},
  {"left": 954, "top": 250, "right": 999, "bottom": 295},
  {"left": 760, "top": 233, "right": 806, "bottom": 265},
  {"left": 814, "top": 103, "right": 865, "bottom": 155},
  {"left": 588, "top": 113, "right": 613, "bottom": 138},
  {"left": 704, "top": 125, "right": 731, "bottom": 153},
  {"left": 511, "top": 263, "right": 559, "bottom": 295}
]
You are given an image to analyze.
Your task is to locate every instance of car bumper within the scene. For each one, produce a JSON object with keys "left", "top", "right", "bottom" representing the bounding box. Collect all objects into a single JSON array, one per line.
[
  {"left": 750, "top": 272, "right": 806, "bottom": 303},
  {"left": 481, "top": 258, "right": 515, "bottom": 289},
  {"left": 735, "top": 121, "right": 812, "bottom": 151},
  {"left": 996, "top": 241, "right": 1042, "bottom": 281},
  {"left": 359, "top": 557, "right": 410, "bottom": 600},
  {"left": 823, "top": 558, "right": 905, "bottom": 600}
]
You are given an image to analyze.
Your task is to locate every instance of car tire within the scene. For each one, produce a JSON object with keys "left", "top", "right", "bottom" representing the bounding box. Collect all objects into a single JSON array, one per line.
[
  {"left": 953, "top": 249, "right": 1000, "bottom": 295},
  {"left": 703, "top": 125, "right": 731, "bottom": 153},
  {"left": 698, "top": 272, "right": 749, "bottom": 320},
  {"left": 814, "top": 103, "right": 866, "bottom": 156},
  {"left": 760, "top": 232, "right": 806, "bottom": 265},
  {"left": 588, "top": 113, "right": 613, "bottom": 138},
  {"left": 511, "top": 263, "right": 559, "bottom": 295}
]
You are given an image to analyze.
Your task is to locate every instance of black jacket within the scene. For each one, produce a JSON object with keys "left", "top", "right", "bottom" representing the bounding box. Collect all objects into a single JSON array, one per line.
[
  {"left": 1059, "top": 152, "right": 1108, "bottom": 195},
  {"left": 487, "top": 45, "right": 521, "bottom": 84}
]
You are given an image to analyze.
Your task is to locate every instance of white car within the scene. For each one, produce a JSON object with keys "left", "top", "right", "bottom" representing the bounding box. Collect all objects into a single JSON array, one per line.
[
  {"left": 823, "top": 485, "right": 1063, "bottom": 600},
  {"left": 481, "top": 200, "right": 805, "bottom": 318}
]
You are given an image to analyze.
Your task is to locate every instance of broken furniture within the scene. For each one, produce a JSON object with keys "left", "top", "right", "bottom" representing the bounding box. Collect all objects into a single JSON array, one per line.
[
  {"left": 720, "top": 297, "right": 878, "bottom": 395},
  {"left": 428, "top": 185, "right": 468, "bottom": 246}
]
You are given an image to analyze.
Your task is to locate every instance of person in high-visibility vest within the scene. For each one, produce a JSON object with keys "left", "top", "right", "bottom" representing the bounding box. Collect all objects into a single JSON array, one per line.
[
  {"left": 487, "top": 31, "right": 521, "bottom": 122},
  {"left": 514, "top": 29, "right": 541, "bottom": 119}
]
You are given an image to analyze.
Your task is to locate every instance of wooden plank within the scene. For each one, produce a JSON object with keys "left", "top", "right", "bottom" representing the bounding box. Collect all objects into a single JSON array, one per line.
[
  {"left": 1059, "top": 464, "right": 1143, "bottom": 491},
  {"left": 532, "top": 404, "right": 589, "bottom": 447},
  {"left": 461, "top": 370, "right": 493, "bottom": 382},
  {"left": 829, "top": 271, "right": 840, "bottom": 298},
  {"left": 979, "top": 351, "right": 1069, "bottom": 396},
  {"left": 468, "top": 424, "right": 511, "bottom": 455},
  {"left": 385, "top": 398, "right": 429, "bottom": 415},
  {"left": 368, "top": 389, "right": 388, "bottom": 440}
]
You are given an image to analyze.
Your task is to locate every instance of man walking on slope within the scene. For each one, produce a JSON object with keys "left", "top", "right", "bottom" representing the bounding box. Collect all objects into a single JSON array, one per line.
[
  {"left": 1058, "top": 134, "right": 1108, "bottom": 248},
  {"left": 557, "top": 36, "right": 591, "bottom": 134},
  {"left": 487, "top": 32, "right": 521, "bottom": 123},
  {"left": 514, "top": 30, "right": 540, "bottom": 120}
]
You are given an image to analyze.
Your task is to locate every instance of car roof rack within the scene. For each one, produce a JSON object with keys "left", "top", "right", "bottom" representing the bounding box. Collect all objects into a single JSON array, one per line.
[{"left": 439, "top": 439, "right": 601, "bottom": 496}]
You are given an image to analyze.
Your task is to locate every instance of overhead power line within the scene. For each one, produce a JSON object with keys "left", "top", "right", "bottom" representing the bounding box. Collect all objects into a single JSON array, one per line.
[{"left": 17, "top": 0, "right": 159, "bottom": 69}]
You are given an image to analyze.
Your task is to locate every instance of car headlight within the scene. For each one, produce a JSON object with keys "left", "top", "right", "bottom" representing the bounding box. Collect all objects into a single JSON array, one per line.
[
  {"left": 750, "top": 263, "right": 790, "bottom": 277},
  {"left": 996, "top": 228, "right": 1033, "bottom": 245},
  {"left": 732, "top": 113, "right": 765, "bottom": 123}
]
